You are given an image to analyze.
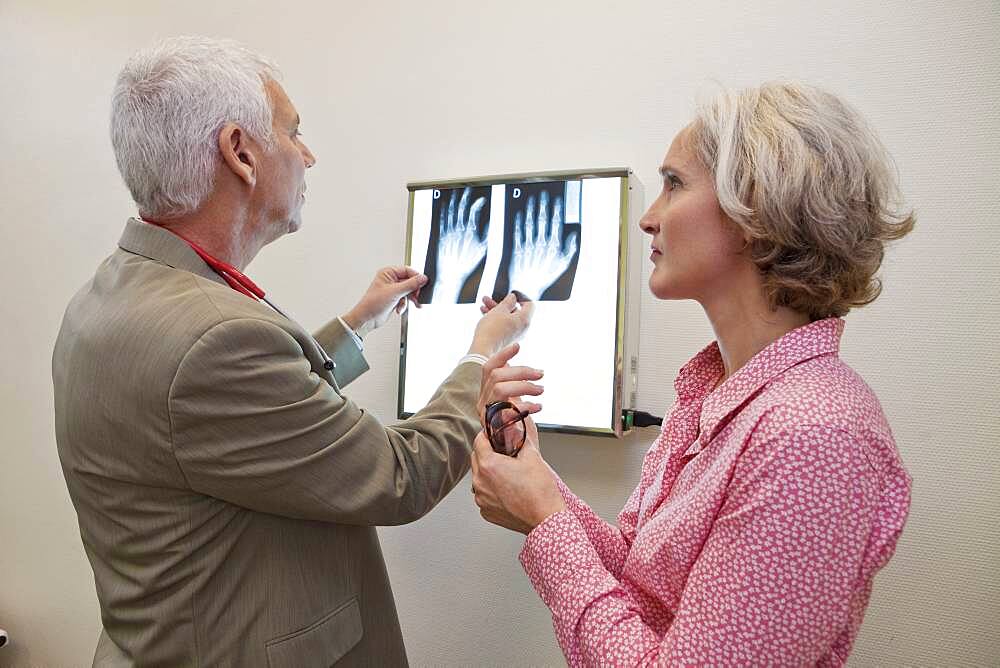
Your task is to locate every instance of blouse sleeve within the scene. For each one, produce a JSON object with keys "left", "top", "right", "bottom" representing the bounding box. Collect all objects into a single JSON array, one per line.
[
  {"left": 520, "top": 425, "right": 879, "bottom": 666},
  {"left": 551, "top": 475, "right": 632, "bottom": 578}
]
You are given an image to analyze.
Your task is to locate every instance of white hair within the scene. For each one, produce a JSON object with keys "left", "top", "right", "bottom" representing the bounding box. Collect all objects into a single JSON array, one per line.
[{"left": 110, "top": 36, "right": 280, "bottom": 219}]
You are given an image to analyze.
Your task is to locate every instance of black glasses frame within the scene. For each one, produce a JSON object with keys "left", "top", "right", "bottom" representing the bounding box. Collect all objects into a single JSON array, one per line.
[{"left": 484, "top": 401, "right": 530, "bottom": 457}]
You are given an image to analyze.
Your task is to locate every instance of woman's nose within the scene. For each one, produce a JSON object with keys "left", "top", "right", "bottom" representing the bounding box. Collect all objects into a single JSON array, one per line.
[{"left": 638, "top": 209, "right": 657, "bottom": 235}]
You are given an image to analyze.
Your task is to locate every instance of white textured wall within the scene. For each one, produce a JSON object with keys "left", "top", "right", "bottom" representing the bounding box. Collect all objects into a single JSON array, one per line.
[{"left": 1, "top": 1, "right": 997, "bottom": 666}]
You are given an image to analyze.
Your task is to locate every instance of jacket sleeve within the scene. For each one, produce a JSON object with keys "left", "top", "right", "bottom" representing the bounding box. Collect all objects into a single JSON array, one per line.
[
  {"left": 167, "top": 317, "right": 479, "bottom": 525},
  {"left": 312, "top": 316, "right": 369, "bottom": 388}
]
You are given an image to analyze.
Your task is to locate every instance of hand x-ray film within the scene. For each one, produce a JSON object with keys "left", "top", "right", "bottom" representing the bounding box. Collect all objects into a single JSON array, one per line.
[
  {"left": 492, "top": 180, "right": 582, "bottom": 302},
  {"left": 418, "top": 186, "right": 493, "bottom": 304},
  {"left": 401, "top": 169, "right": 629, "bottom": 435}
]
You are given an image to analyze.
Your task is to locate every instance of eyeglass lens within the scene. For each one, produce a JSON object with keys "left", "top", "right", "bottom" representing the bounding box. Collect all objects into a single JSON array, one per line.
[{"left": 488, "top": 406, "right": 526, "bottom": 456}]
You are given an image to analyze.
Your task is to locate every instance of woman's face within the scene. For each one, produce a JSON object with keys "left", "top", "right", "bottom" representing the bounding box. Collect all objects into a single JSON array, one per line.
[{"left": 639, "top": 125, "right": 748, "bottom": 302}]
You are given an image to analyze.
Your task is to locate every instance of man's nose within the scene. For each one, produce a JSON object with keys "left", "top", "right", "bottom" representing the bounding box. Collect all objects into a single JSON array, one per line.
[{"left": 302, "top": 143, "right": 317, "bottom": 168}]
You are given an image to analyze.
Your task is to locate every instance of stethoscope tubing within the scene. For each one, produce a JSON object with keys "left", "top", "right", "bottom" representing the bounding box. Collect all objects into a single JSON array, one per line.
[{"left": 143, "top": 220, "right": 336, "bottom": 372}]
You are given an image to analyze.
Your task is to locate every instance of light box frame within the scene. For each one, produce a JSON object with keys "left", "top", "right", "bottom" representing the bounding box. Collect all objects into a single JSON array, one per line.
[{"left": 398, "top": 167, "right": 632, "bottom": 437}]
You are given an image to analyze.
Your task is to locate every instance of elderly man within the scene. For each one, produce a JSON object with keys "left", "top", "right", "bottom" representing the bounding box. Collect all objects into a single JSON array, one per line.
[{"left": 52, "top": 37, "right": 535, "bottom": 667}]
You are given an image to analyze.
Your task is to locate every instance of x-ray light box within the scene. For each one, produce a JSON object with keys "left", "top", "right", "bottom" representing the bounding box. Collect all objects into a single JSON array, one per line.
[{"left": 399, "top": 168, "right": 632, "bottom": 437}]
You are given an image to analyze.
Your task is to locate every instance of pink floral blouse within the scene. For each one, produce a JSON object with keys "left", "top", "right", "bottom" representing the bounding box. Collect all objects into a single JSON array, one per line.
[{"left": 520, "top": 318, "right": 910, "bottom": 666}]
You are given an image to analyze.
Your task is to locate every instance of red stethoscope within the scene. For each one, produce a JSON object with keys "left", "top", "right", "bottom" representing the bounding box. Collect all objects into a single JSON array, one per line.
[{"left": 144, "top": 219, "right": 336, "bottom": 371}]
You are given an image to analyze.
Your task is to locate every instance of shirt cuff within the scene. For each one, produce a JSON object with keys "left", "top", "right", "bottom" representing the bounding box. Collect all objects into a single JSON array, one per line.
[
  {"left": 337, "top": 317, "right": 364, "bottom": 351},
  {"left": 458, "top": 353, "right": 488, "bottom": 366}
]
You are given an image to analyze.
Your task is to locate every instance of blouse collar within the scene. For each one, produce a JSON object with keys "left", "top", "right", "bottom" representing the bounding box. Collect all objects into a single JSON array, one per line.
[{"left": 673, "top": 318, "right": 845, "bottom": 455}]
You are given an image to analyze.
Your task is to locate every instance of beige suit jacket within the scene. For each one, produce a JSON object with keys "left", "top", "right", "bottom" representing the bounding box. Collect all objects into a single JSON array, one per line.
[{"left": 53, "top": 219, "right": 480, "bottom": 667}]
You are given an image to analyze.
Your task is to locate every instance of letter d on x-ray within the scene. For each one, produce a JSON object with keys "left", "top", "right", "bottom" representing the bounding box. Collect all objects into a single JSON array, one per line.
[
  {"left": 513, "top": 187, "right": 521, "bottom": 199},
  {"left": 433, "top": 189, "right": 441, "bottom": 199}
]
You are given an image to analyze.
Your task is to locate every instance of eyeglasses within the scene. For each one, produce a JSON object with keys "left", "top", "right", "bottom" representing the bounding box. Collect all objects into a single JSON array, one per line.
[{"left": 484, "top": 401, "right": 530, "bottom": 457}]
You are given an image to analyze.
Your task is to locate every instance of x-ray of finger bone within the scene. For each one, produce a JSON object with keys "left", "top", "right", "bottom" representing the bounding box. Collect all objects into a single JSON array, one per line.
[
  {"left": 491, "top": 180, "right": 582, "bottom": 302},
  {"left": 418, "top": 185, "right": 493, "bottom": 304}
]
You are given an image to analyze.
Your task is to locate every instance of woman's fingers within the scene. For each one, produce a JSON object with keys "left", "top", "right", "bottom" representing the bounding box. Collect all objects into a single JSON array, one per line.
[
  {"left": 517, "top": 417, "right": 542, "bottom": 455},
  {"left": 488, "top": 365, "right": 543, "bottom": 383},
  {"left": 484, "top": 364, "right": 543, "bottom": 395},
  {"left": 481, "top": 342, "right": 520, "bottom": 376},
  {"left": 489, "top": 380, "right": 544, "bottom": 400},
  {"left": 470, "top": 442, "right": 481, "bottom": 479},
  {"left": 471, "top": 433, "right": 497, "bottom": 503},
  {"left": 511, "top": 399, "right": 543, "bottom": 415}
]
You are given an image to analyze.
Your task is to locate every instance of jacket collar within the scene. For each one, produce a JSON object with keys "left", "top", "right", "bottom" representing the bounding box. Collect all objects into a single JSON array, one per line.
[
  {"left": 117, "top": 217, "right": 227, "bottom": 287},
  {"left": 679, "top": 318, "right": 845, "bottom": 457}
]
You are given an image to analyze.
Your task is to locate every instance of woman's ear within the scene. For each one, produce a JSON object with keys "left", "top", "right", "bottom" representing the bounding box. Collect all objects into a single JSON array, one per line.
[
  {"left": 721, "top": 212, "right": 753, "bottom": 255},
  {"left": 218, "top": 123, "right": 256, "bottom": 187}
]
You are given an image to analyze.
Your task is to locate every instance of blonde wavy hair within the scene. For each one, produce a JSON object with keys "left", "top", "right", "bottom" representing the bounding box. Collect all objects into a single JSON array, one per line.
[{"left": 691, "top": 82, "right": 914, "bottom": 320}]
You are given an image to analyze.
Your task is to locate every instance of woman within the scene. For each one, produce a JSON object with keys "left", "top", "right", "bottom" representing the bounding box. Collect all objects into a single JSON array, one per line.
[{"left": 471, "top": 82, "right": 914, "bottom": 666}]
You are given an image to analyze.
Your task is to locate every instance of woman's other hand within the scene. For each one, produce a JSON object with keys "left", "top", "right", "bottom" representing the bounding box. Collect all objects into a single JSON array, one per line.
[
  {"left": 476, "top": 342, "right": 543, "bottom": 426},
  {"left": 471, "top": 419, "right": 566, "bottom": 535}
]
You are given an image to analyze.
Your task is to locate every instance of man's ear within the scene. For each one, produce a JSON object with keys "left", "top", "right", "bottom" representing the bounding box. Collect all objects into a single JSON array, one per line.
[{"left": 218, "top": 123, "right": 256, "bottom": 187}]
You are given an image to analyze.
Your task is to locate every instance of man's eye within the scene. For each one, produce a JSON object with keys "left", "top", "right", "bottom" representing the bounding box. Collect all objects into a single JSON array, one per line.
[{"left": 665, "top": 174, "right": 682, "bottom": 190}]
